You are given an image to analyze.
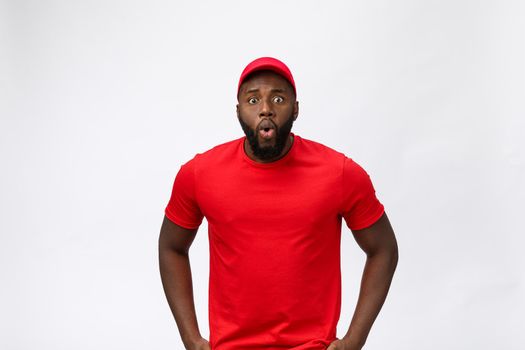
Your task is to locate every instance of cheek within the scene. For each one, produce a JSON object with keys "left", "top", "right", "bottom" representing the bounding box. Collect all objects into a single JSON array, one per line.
[
  {"left": 238, "top": 109, "right": 258, "bottom": 128},
  {"left": 239, "top": 105, "right": 259, "bottom": 117},
  {"left": 276, "top": 105, "right": 294, "bottom": 118}
]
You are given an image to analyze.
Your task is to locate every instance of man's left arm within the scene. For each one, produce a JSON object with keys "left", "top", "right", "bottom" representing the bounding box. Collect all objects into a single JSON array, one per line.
[{"left": 328, "top": 212, "right": 398, "bottom": 350}]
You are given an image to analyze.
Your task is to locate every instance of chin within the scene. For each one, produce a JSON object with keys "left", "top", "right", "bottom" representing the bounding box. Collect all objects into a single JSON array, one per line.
[{"left": 258, "top": 138, "right": 277, "bottom": 146}]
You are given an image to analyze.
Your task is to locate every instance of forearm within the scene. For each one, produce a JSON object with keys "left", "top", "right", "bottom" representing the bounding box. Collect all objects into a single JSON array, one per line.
[
  {"left": 159, "top": 249, "right": 203, "bottom": 349},
  {"left": 343, "top": 250, "right": 398, "bottom": 349}
]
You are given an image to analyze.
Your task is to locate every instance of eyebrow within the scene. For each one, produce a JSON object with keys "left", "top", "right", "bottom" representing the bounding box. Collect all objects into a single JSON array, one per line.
[{"left": 244, "top": 88, "right": 287, "bottom": 94}]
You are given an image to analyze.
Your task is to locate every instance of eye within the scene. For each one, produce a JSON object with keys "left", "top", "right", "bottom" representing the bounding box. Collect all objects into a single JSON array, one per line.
[
  {"left": 248, "top": 97, "right": 258, "bottom": 104},
  {"left": 272, "top": 96, "right": 284, "bottom": 103}
]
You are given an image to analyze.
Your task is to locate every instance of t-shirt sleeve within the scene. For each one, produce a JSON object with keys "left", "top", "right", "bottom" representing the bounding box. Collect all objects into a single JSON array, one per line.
[
  {"left": 164, "top": 159, "right": 204, "bottom": 229},
  {"left": 341, "top": 157, "right": 385, "bottom": 231}
]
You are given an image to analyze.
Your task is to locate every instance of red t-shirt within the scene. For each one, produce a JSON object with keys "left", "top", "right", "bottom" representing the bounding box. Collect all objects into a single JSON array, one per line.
[{"left": 165, "top": 134, "right": 384, "bottom": 350}]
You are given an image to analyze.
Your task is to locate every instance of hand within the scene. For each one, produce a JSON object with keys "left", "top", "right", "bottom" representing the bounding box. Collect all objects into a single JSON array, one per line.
[
  {"left": 189, "top": 337, "right": 211, "bottom": 350},
  {"left": 326, "top": 337, "right": 361, "bottom": 350}
]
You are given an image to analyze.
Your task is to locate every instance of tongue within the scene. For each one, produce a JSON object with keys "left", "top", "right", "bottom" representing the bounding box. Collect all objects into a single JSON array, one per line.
[{"left": 259, "top": 128, "right": 275, "bottom": 139}]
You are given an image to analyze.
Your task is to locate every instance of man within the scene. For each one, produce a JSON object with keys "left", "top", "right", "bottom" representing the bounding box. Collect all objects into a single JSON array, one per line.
[{"left": 159, "top": 57, "right": 398, "bottom": 350}]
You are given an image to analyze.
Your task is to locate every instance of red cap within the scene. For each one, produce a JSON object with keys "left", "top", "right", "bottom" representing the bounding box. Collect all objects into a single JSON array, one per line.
[{"left": 237, "top": 57, "right": 296, "bottom": 96}]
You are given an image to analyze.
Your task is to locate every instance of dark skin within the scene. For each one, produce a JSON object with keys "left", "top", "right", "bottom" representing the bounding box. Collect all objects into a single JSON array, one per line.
[
  {"left": 326, "top": 213, "right": 398, "bottom": 350},
  {"left": 158, "top": 219, "right": 209, "bottom": 350},
  {"left": 236, "top": 70, "right": 299, "bottom": 163},
  {"left": 158, "top": 71, "right": 398, "bottom": 350}
]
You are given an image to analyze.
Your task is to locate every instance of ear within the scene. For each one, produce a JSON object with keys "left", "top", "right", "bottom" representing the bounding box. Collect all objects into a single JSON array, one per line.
[{"left": 292, "top": 101, "right": 299, "bottom": 121}]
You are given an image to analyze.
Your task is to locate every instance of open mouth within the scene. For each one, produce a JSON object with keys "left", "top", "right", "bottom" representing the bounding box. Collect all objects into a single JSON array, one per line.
[
  {"left": 258, "top": 119, "right": 276, "bottom": 139},
  {"left": 259, "top": 128, "right": 275, "bottom": 139}
]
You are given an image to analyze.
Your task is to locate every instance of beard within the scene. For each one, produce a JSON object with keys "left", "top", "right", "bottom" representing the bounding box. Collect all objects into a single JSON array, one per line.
[{"left": 238, "top": 113, "right": 295, "bottom": 161}]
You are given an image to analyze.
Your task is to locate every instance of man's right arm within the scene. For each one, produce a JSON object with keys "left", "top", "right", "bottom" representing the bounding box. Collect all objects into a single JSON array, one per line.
[{"left": 158, "top": 215, "right": 210, "bottom": 350}]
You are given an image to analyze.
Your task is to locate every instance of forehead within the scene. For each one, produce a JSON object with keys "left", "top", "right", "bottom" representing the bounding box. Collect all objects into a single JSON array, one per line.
[{"left": 239, "top": 70, "right": 294, "bottom": 95}]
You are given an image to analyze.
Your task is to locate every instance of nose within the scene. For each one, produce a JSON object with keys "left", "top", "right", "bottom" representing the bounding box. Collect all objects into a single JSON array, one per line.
[{"left": 259, "top": 99, "right": 274, "bottom": 118}]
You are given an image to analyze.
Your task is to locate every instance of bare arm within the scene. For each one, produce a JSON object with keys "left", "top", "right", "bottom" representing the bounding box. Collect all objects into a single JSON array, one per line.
[
  {"left": 330, "top": 212, "right": 398, "bottom": 350},
  {"left": 158, "top": 215, "right": 210, "bottom": 350}
]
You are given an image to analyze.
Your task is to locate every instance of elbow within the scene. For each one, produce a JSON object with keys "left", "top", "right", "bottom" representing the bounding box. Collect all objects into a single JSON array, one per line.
[{"left": 390, "top": 246, "right": 399, "bottom": 273}]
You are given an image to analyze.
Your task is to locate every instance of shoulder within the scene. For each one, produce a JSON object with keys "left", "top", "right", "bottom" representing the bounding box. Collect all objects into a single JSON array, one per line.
[
  {"left": 296, "top": 135, "right": 370, "bottom": 177},
  {"left": 296, "top": 135, "right": 351, "bottom": 171},
  {"left": 343, "top": 157, "right": 370, "bottom": 182},
  {"left": 182, "top": 136, "right": 244, "bottom": 169},
  {"left": 296, "top": 135, "right": 346, "bottom": 161}
]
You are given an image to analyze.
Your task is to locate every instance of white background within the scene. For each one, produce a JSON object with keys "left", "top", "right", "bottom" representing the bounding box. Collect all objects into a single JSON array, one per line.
[{"left": 1, "top": 1, "right": 524, "bottom": 349}]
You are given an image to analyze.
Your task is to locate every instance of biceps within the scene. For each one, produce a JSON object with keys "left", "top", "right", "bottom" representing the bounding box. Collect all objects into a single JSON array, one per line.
[
  {"left": 351, "top": 213, "right": 397, "bottom": 255},
  {"left": 159, "top": 216, "right": 199, "bottom": 254}
]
